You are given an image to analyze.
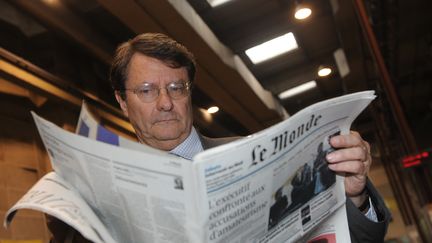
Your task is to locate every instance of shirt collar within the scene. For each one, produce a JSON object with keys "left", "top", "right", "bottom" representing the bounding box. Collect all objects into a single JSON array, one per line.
[{"left": 169, "top": 127, "right": 203, "bottom": 160}]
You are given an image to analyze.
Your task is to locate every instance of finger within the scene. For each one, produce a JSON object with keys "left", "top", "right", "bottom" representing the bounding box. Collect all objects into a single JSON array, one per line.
[
  {"left": 328, "top": 160, "right": 368, "bottom": 175},
  {"left": 326, "top": 146, "right": 366, "bottom": 163},
  {"left": 329, "top": 131, "right": 364, "bottom": 148}
]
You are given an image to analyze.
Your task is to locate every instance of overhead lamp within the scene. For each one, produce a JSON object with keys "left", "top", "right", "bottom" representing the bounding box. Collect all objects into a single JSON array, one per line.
[
  {"left": 207, "top": 106, "right": 219, "bottom": 114},
  {"left": 245, "top": 32, "right": 298, "bottom": 64},
  {"left": 294, "top": 5, "right": 312, "bottom": 20},
  {"left": 318, "top": 66, "right": 332, "bottom": 77},
  {"left": 278, "top": 81, "right": 317, "bottom": 99},
  {"left": 42, "top": 0, "right": 59, "bottom": 5},
  {"left": 207, "top": 0, "right": 232, "bottom": 7}
]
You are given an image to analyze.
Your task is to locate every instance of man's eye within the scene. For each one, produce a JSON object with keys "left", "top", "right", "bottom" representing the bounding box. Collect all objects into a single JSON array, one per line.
[
  {"left": 170, "top": 84, "right": 185, "bottom": 92},
  {"left": 137, "top": 87, "right": 154, "bottom": 95}
]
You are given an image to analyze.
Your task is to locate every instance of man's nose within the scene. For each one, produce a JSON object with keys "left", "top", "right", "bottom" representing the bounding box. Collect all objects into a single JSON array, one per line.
[{"left": 156, "top": 88, "right": 173, "bottom": 111}]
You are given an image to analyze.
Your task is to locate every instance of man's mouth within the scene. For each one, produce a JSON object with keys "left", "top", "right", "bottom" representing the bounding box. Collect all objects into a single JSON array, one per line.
[{"left": 154, "top": 119, "right": 177, "bottom": 124}]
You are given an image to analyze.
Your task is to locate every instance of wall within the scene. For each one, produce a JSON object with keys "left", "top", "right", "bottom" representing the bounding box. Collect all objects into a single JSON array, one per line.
[{"left": 0, "top": 94, "right": 51, "bottom": 242}]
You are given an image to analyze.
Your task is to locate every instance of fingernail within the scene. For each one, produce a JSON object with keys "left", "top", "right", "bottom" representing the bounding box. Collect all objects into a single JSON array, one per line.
[
  {"left": 326, "top": 153, "right": 334, "bottom": 162},
  {"left": 332, "top": 136, "right": 341, "bottom": 144}
]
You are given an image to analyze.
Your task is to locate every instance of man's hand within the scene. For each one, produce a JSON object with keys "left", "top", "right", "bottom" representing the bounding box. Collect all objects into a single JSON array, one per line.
[
  {"left": 326, "top": 131, "right": 371, "bottom": 207},
  {"left": 46, "top": 215, "right": 90, "bottom": 243}
]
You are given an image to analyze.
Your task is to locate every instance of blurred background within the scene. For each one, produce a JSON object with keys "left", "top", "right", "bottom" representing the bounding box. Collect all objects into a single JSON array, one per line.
[{"left": 0, "top": 0, "right": 431, "bottom": 242}]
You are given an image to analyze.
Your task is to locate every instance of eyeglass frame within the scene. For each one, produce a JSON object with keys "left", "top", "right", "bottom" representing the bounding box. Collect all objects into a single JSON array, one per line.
[{"left": 118, "top": 80, "right": 192, "bottom": 103}]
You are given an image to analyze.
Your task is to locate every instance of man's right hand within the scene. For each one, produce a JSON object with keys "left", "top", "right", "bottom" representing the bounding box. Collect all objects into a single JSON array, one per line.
[{"left": 46, "top": 215, "right": 91, "bottom": 243}]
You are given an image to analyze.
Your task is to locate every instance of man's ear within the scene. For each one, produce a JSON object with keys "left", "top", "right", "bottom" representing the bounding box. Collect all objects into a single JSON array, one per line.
[{"left": 115, "top": 91, "right": 129, "bottom": 117}]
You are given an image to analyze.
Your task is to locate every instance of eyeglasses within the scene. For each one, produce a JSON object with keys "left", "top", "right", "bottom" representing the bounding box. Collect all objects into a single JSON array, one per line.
[{"left": 121, "top": 81, "right": 191, "bottom": 103}]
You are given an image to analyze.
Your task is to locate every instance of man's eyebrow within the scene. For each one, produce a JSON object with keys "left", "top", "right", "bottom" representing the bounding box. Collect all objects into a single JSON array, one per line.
[
  {"left": 135, "top": 79, "right": 188, "bottom": 87},
  {"left": 171, "top": 79, "right": 188, "bottom": 83},
  {"left": 136, "top": 81, "right": 154, "bottom": 86}
]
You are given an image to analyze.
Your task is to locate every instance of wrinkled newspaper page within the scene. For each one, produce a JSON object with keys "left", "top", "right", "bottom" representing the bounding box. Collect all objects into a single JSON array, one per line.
[
  {"left": 4, "top": 172, "right": 116, "bottom": 243},
  {"left": 193, "top": 91, "right": 375, "bottom": 242},
  {"left": 24, "top": 112, "right": 202, "bottom": 243}
]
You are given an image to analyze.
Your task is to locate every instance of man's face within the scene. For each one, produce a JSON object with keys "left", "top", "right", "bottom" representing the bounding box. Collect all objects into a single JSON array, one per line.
[{"left": 115, "top": 53, "right": 193, "bottom": 151}]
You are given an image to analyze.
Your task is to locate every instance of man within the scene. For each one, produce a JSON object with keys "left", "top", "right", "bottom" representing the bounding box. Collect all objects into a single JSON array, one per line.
[
  {"left": 50, "top": 33, "right": 390, "bottom": 242},
  {"left": 269, "top": 187, "right": 289, "bottom": 229}
]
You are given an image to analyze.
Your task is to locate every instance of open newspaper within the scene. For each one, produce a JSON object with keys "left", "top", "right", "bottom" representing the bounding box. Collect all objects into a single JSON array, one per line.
[{"left": 4, "top": 91, "right": 376, "bottom": 242}]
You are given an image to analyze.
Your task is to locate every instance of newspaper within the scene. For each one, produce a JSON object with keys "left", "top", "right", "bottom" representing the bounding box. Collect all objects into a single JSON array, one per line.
[{"left": 4, "top": 91, "right": 376, "bottom": 242}]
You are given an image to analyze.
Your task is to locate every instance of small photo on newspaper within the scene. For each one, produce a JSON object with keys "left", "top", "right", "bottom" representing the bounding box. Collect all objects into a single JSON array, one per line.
[{"left": 267, "top": 129, "right": 341, "bottom": 231}]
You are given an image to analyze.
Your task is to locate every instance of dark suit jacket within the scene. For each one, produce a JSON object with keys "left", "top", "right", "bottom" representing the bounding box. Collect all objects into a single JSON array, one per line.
[
  {"left": 200, "top": 135, "right": 391, "bottom": 243},
  {"left": 268, "top": 195, "right": 289, "bottom": 228},
  {"left": 347, "top": 179, "right": 391, "bottom": 243}
]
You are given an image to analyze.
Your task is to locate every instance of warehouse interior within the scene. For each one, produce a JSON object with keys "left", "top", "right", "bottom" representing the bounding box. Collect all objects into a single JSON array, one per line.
[{"left": 0, "top": 0, "right": 431, "bottom": 242}]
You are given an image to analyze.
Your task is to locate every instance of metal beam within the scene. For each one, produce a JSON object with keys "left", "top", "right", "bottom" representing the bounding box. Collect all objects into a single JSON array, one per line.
[
  {"left": 8, "top": 0, "right": 114, "bottom": 64},
  {"left": 8, "top": 0, "right": 284, "bottom": 133},
  {"left": 0, "top": 48, "right": 230, "bottom": 137}
]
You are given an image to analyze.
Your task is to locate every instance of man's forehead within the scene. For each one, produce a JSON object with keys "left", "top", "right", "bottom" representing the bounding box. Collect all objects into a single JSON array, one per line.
[
  {"left": 127, "top": 54, "right": 188, "bottom": 84},
  {"left": 129, "top": 53, "right": 182, "bottom": 69}
]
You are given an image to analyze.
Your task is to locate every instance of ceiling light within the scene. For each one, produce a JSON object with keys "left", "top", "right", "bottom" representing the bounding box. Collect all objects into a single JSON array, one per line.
[
  {"left": 278, "top": 81, "right": 317, "bottom": 99},
  {"left": 295, "top": 7, "right": 312, "bottom": 20},
  {"left": 245, "top": 32, "right": 298, "bottom": 64},
  {"left": 207, "top": 0, "right": 232, "bottom": 7},
  {"left": 207, "top": 106, "right": 219, "bottom": 114},
  {"left": 318, "top": 66, "right": 332, "bottom": 77},
  {"left": 42, "top": 0, "right": 59, "bottom": 5}
]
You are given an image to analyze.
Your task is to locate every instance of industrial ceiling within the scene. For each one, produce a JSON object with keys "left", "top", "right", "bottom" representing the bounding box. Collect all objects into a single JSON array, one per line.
[{"left": 0, "top": 0, "right": 431, "bottom": 149}]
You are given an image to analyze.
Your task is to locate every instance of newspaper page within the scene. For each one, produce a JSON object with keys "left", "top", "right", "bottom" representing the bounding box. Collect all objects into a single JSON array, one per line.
[
  {"left": 4, "top": 102, "right": 147, "bottom": 242},
  {"left": 27, "top": 112, "right": 202, "bottom": 242},
  {"left": 192, "top": 91, "right": 375, "bottom": 243},
  {"left": 4, "top": 172, "right": 116, "bottom": 243}
]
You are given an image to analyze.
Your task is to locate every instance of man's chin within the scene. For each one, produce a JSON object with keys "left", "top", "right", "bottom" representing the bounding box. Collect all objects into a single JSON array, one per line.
[
  {"left": 153, "top": 128, "right": 183, "bottom": 142},
  {"left": 155, "top": 134, "right": 181, "bottom": 141},
  {"left": 151, "top": 123, "right": 189, "bottom": 141},
  {"left": 153, "top": 133, "right": 185, "bottom": 150}
]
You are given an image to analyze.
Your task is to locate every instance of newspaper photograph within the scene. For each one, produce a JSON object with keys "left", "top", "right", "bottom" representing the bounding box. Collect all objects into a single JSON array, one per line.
[{"left": 4, "top": 91, "right": 376, "bottom": 242}]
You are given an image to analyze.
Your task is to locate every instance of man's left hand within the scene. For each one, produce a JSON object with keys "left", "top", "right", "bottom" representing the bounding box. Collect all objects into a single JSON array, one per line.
[{"left": 326, "top": 131, "right": 371, "bottom": 207}]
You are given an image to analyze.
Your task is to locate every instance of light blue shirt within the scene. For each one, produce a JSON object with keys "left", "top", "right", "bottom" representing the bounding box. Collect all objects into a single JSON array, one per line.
[
  {"left": 365, "top": 197, "right": 378, "bottom": 222},
  {"left": 169, "top": 127, "right": 203, "bottom": 160}
]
